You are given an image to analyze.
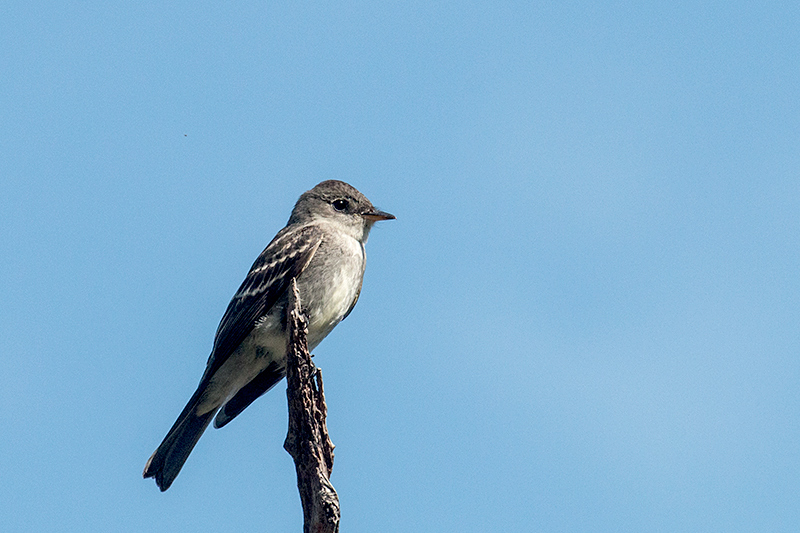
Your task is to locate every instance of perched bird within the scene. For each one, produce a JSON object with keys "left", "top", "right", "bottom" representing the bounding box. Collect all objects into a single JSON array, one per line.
[{"left": 144, "top": 180, "right": 394, "bottom": 491}]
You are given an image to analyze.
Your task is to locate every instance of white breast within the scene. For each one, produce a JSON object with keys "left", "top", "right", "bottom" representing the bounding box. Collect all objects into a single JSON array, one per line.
[{"left": 302, "top": 234, "right": 365, "bottom": 349}]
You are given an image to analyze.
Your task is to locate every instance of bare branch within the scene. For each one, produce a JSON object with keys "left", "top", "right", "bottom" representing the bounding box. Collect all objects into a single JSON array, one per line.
[{"left": 284, "top": 278, "right": 340, "bottom": 533}]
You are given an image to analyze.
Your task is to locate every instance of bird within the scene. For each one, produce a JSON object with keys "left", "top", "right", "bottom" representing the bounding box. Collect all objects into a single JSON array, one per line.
[{"left": 143, "top": 180, "right": 394, "bottom": 491}]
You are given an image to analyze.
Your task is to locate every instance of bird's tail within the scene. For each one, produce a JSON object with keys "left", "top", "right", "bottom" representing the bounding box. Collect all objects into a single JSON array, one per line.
[{"left": 143, "top": 388, "right": 217, "bottom": 491}]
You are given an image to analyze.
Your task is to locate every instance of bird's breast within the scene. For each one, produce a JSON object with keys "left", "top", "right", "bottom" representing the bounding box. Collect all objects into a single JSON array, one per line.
[{"left": 297, "top": 234, "right": 365, "bottom": 349}]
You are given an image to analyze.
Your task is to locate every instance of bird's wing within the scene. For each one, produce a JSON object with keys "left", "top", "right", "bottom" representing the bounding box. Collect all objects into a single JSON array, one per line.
[{"left": 202, "top": 224, "right": 323, "bottom": 379}]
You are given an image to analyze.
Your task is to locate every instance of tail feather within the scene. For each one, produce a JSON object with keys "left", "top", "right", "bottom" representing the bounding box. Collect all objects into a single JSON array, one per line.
[
  {"left": 214, "top": 362, "right": 284, "bottom": 429},
  {"left": 143, "top": 389, "right": 217, "bottom": 491}
]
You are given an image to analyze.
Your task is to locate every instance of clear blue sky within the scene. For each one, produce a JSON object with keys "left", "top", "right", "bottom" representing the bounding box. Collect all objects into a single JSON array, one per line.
[{"left": 2, "top": 1, "right": 798, "bottom": 531}]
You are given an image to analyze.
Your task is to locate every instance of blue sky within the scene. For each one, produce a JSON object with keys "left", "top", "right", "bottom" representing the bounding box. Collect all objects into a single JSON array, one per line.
[{"left": 1, "top": 1, "right": 798, "bottom": 531}]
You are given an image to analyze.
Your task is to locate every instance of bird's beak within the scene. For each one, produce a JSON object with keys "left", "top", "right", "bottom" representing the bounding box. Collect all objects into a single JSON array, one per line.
[{"left": 361, "top": 209, "right": 396, "bottom": 221}]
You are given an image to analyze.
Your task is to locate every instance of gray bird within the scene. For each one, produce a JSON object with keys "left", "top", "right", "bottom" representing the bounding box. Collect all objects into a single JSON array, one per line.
[{"left": 144, "top": 180, "right": 394, "bottom": 491}]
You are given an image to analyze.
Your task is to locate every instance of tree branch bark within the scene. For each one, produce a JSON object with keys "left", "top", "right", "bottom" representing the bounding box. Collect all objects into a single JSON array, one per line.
[{"left": 284, "top": 278, "right": 340, "bottom": 533}]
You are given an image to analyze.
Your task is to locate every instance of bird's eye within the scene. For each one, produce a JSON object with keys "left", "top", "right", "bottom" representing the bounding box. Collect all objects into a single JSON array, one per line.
[{"left": 332, "top": 199, "right": 349, "bottom": 212}]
